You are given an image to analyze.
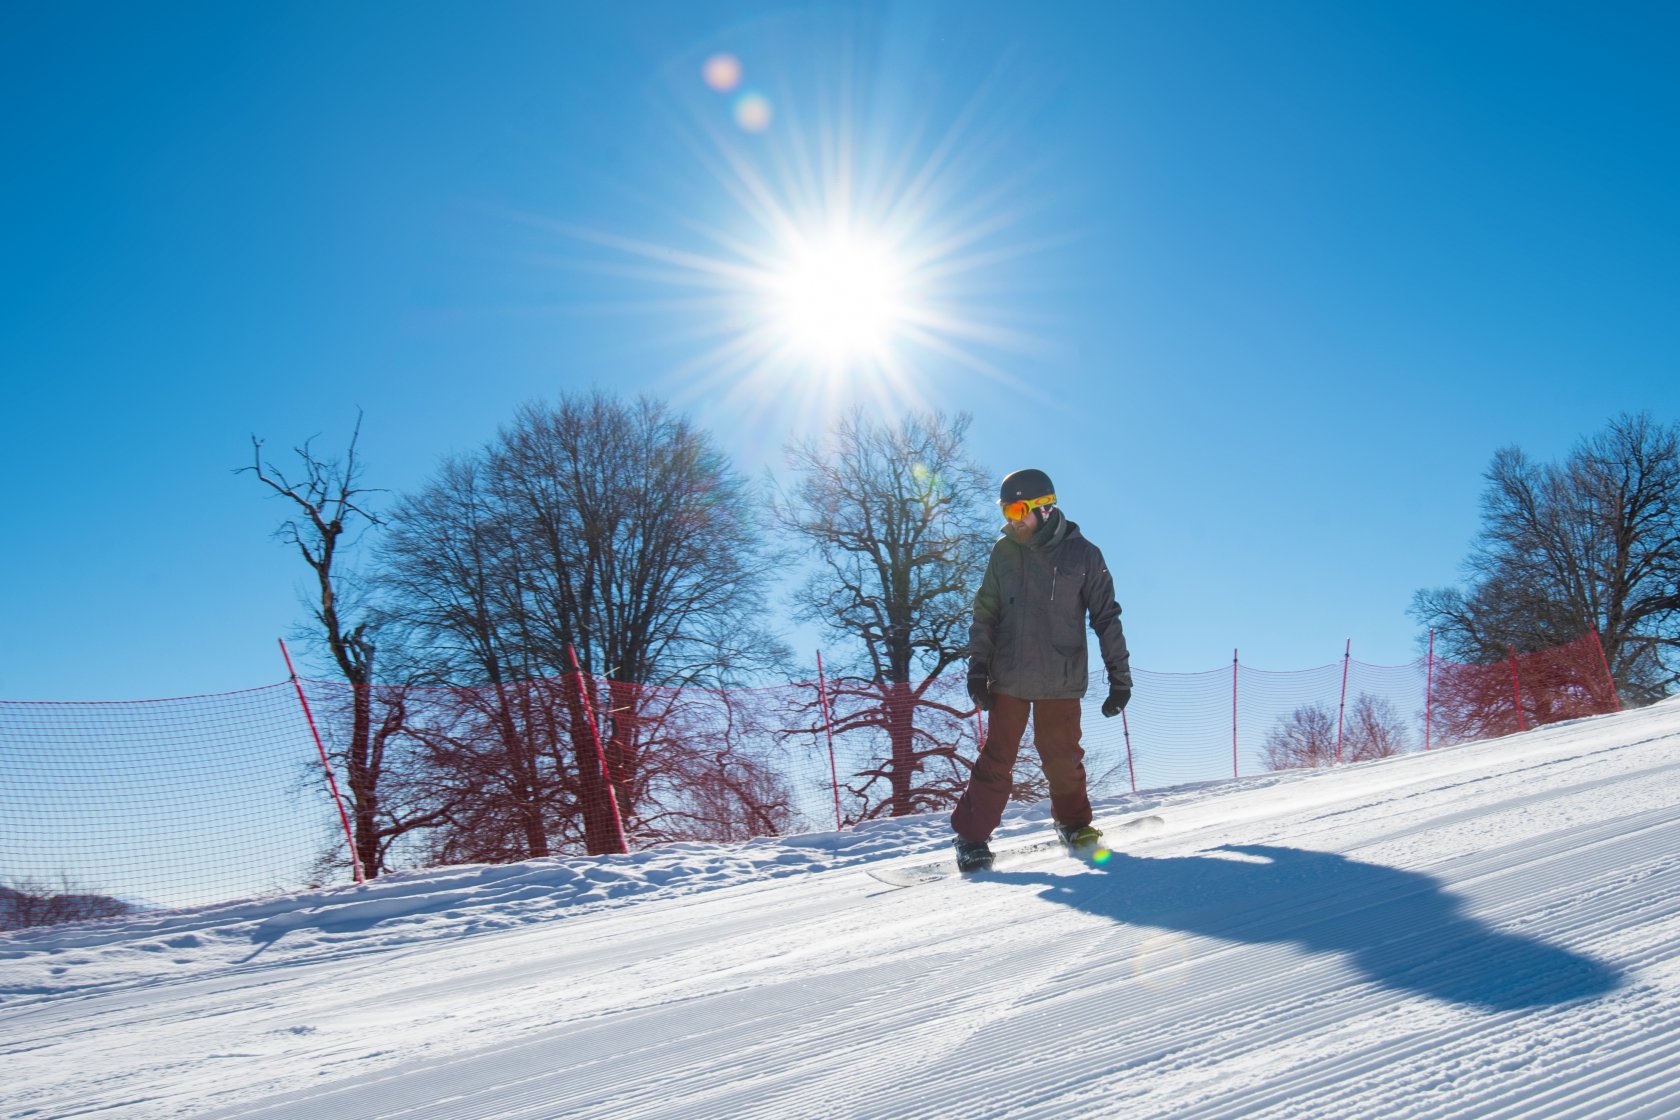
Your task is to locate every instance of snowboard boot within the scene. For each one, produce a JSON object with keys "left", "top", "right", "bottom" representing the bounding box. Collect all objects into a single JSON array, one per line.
[
  {"left": 1056, "top": 821, "right": 1104, "bottom": 854},
  {"left": 952, "top": 835, "right": 994, "bottom": 873}
]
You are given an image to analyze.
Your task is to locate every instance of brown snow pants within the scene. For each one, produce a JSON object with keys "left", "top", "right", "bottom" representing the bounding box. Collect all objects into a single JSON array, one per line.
[{"left": 950, "top": 694, "right": 1091, "bottom": 843}]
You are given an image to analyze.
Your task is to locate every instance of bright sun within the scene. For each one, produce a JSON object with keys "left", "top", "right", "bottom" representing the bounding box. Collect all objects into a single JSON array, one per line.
[
  {"left": 767, "top": 230, "right": 911, "bottom": 368},
  {"left": 549, "top": 39, "right": 1049, "bottom": 425}
]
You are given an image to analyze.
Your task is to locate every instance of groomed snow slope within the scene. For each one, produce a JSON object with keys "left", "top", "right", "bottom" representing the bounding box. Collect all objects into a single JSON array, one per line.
[{"left": 5, "top": 697, "right": 1680, "bottom": 1120}]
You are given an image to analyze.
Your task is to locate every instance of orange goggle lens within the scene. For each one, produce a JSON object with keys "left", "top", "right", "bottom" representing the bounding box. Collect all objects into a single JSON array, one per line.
[{"left": 1000, "top": 493, "right": 1056, "bottom": 522}]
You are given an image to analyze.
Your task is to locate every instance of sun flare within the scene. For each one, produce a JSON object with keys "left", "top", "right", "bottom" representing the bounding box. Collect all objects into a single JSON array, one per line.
[
  {"left": 767, "top": 230, "right": 911, "bottom": 367},
  {"left": 541, "top": 30, "right": 1053, "bottom": 432}
]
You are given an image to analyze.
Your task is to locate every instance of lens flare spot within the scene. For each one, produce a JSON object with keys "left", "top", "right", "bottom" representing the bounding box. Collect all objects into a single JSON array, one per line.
[
  {"left": 1132, "top": 932, "right": 1193, "bottom": 992},
  {"left": 1091, "top": 846, "right": 1113, "bottom": 865},
  {"left": 735, "top": 91, "right": 773, "bottom": 132},
  {"left": 703, "top": 53, "right": 742, "bottom": 93},
  {"left": 911, "top": 462, "right": 946, "bottom": 500}
]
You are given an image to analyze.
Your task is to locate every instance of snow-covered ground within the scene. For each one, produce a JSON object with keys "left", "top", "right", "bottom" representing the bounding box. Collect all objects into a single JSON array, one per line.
[{"left": 5, "top": 697, "right": 1680, "bottom": 1119}]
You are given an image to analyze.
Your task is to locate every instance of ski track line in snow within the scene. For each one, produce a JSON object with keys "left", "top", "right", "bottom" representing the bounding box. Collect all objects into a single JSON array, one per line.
[
  {"left": 2, "top": 883, "right": 822, "bottom": 1041},
  {"left": 212, "top": 831, "right": 1140, "bottom": 1118},
  {"left": 202, "top": 791, "right": 1676, "bottom": 1120},
  {"left": 0, "top": 849, "right": 1646, "bottom": 1114},
  {"left": 4, "top": 882, "right": 896, "bottom": 1113},
  {"left": 1145, "top": 831, "right": 1680, "bottom": 1118},
  {"left": 852, "top": 811, "right": 1680, "bottom": 1120},
  {"left": 0, "top": 832, "right": 1632, "bottom": 1114},
  {"left": 0, "top": 855, "right": 855, "bottom": 1006},
  {"left": 8, "top": 855, "right": 1104, "bottom": 1118},
  {"left": 1214, "top": 726, "right": 1677, "bottom": 856},
  {"left": 1162, "top": 792, "right": 1680, "bottom": 1114},
  {"left": 1014, "top": 859, "right": 1659, "bottom": 1114},
  {"left": 1165, "top": 930, "right": 1680, "bottom": 1120},
  {"left": 802, "top": 747, "right": 1680, "bottom": 1120},
  {"left": 186, "top": 903, "right": 1094, "bottom": 1120}
]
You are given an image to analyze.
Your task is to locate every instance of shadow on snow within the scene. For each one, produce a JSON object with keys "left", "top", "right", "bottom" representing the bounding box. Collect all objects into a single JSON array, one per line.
[{"left": 985, "top": 844, "right": 1620, "bottom": 1012}]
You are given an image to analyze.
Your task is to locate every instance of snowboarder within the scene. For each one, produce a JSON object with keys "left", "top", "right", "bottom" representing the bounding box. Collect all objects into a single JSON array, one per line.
[{"left": 951, "top": 468, "right": 1132, "bottom": 872}]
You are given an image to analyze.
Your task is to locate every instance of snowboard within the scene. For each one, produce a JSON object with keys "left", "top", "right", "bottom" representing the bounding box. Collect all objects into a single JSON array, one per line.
[{"left": 865, "top": 814, "right": 1165, "bottom": 887}]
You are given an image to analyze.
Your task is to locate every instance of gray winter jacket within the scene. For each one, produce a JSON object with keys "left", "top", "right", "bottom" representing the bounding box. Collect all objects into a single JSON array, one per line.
[{"left": 968, "top": 510, "right": 1131, "bottom": 700}]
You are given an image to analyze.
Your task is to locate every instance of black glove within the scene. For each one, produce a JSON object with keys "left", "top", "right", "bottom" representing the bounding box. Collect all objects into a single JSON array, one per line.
[
  {"left": 967, "top": 672, "right": 992, "bottom": 713},
  {"left": 1101, "top": 683, "right": 1131, "bottom": 718}
]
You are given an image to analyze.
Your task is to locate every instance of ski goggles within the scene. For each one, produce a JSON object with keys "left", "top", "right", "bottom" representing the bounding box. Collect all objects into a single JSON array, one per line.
[{"left": 999, "top": 493, "right": 1056, "bottom": 522}]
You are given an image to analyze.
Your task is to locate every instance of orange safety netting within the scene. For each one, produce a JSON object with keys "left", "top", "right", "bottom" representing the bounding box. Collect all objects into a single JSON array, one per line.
[{"left": 0, "top": 633, "right": 1621, "bottom": 921}]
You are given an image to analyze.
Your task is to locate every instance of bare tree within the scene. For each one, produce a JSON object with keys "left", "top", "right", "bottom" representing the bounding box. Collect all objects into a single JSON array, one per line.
[
  {"left": 1343, "top": 694, "right": 1409, "bottom": 760},
  {"left": 1427, "top": 633, "right": 1616, "bottom": 745},
  {"left": 774, "top": 410, "right": 992, "bottom": 819},
  {"left": 374, "top": 392, "right": 789, "bottom": 857},
  {"left": 371, "top": 454, "right": 563, "bottom": 858},
  {"left": 1413, "top": 412, "right": 1680, "bottom": 705},
  {"left": 400, "top": 679, "right": 576, "bottom": 865},
  {"left": 1262, "top": 694, "right": 1409, "bottom": 771},
  {"left": 1, "top": 877, "right": 133, "bottom": 931},
  {"left": 1427, "top": 657, "right": 1521, "bottom": 747},
  {"left": 597, "top": 682, "right": 800, "bottom": 843},
  {"left": 242, "top": 414, "right": 419, "bottom": 879},
  {"left": 1262, "top": 705, "right": 1338, "bottom": 771},
  {"left": 491, "top": 394, "right": 787, "bottom": 687},
  {"left": 306, "top": 682, "right": 462, "bottom": 877}
]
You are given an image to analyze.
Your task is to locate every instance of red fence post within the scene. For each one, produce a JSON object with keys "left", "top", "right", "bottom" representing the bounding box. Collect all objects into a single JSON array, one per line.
[
  {"left": 1591, "top": 627, "right": 1623, "bottom": 712},
  {"left": 1232, "top": 649, "right": 1240, "bottom": 780},
  {"left": 1121, "top": 708, "right": 1137, "bottom": 794},
  {"left": 567, "top": 643, "right": 628, "bottom": 854},
  {"left": 815, "top": 651, "right": 844, "bottom": 832},
  {"left": 278, "top": 639, "right": 365, "bottom": 884},
  {"left": 1425, "top": 629, "right": 1435, "bottom": 751},
  {"left": 1509, "top": 645, "right": 1526, "bottom": 733},
  {"left": 1335, "top": 639, "right": 1351, "bottom": 765}
]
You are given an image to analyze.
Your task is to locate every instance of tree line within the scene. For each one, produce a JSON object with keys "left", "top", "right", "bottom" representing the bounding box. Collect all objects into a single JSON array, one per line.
[
  {"left": 1264, "top": 413, "right": 1678, "bottom": 773},
  {"left": 246, "top": 395, "right": 993, "bottom": 877},
  {"left": 247, "top": 401, "right": 1680, "bottom": 876},
  {"left": 1412, "top": 412, "right": 1680, "bottom": 707}
]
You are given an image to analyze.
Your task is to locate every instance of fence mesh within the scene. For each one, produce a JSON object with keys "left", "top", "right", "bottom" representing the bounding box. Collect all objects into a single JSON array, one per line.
[
  {"left": 0, "top": 685, "right": 336, "bottom": 915},
  {"left": 0, "top": 633, "right": 1622, "bottom": 923}
]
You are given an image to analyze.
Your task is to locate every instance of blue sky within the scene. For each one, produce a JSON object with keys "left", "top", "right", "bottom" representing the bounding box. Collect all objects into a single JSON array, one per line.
[{"left": 3, "top": 0, "right": 1676, "bottom": 701}]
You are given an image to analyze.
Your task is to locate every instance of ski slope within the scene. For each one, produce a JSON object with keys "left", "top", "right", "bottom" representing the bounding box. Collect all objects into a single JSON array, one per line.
[{"left": 5, "top": 697, "right": 1680, "bottom": 1120}]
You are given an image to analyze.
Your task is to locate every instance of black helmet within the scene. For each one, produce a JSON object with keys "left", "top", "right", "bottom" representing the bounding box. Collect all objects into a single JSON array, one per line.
[{"left": 999, "top": 468, "right": 1055, "bottom": 504}]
